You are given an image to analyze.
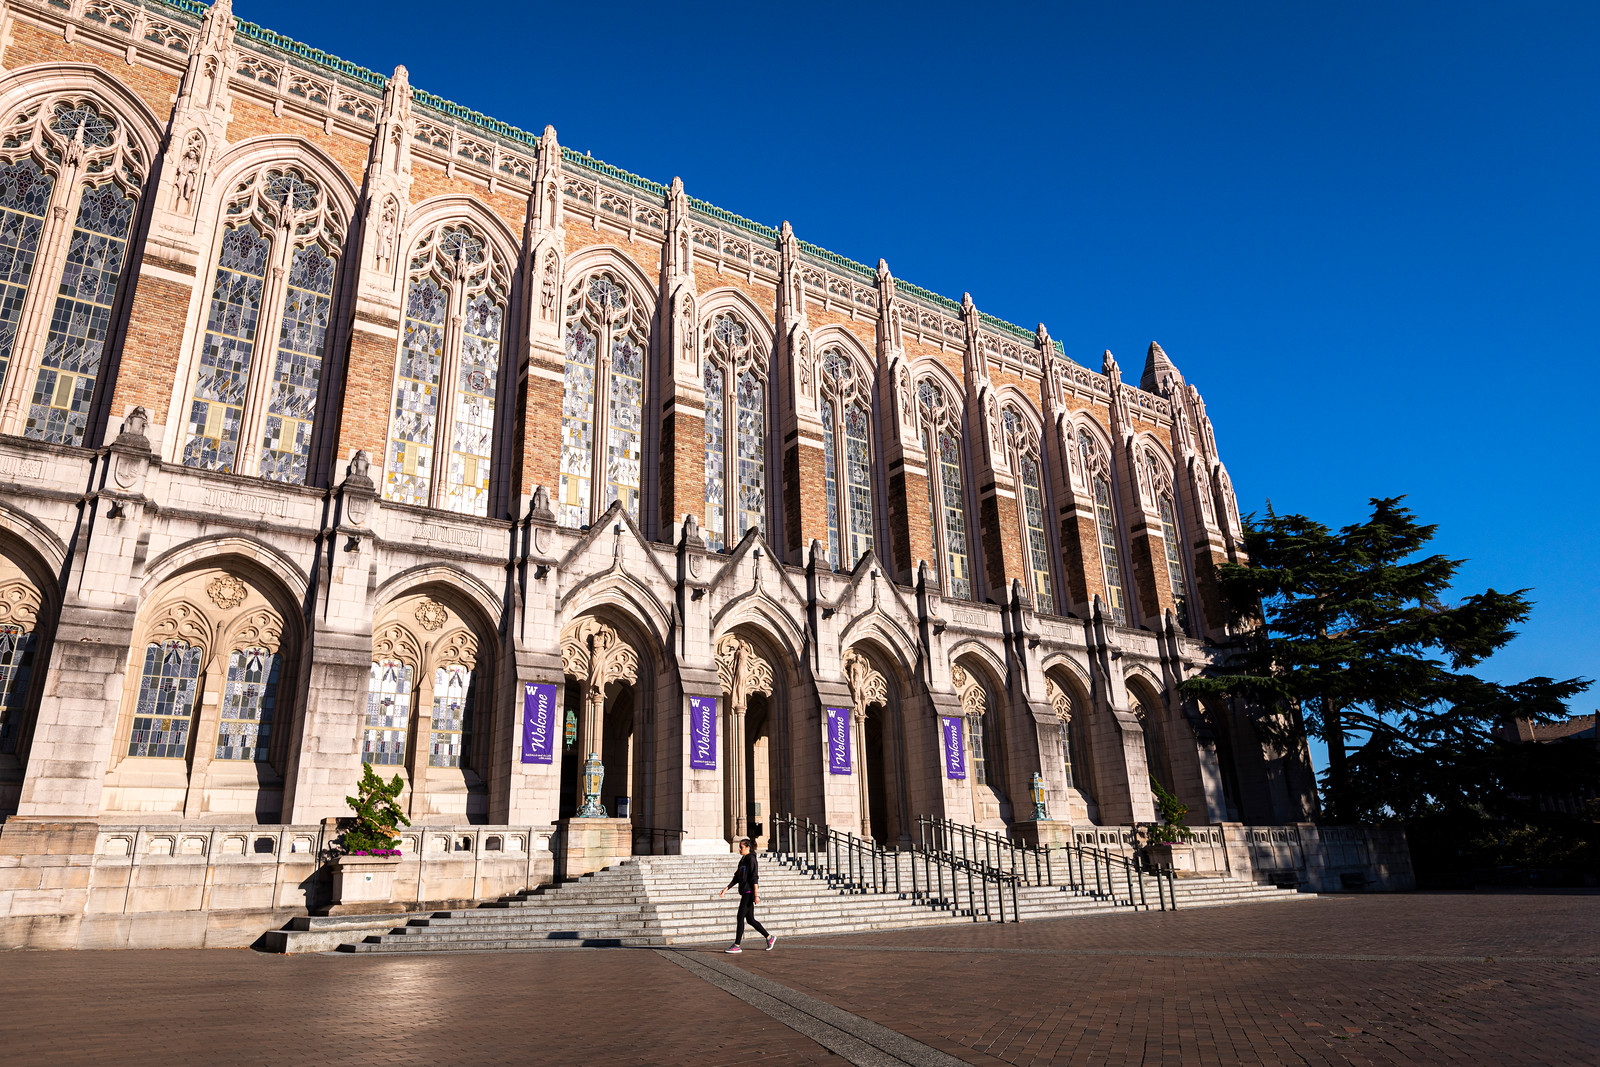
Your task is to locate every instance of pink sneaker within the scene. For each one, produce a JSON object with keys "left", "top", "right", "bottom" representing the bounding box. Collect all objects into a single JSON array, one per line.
[
  {"left": 725, "top": 944, "right": 742, "bottom": 953},
  {"left": 766, "top": 935, "right": 777, "bottom": 951}
]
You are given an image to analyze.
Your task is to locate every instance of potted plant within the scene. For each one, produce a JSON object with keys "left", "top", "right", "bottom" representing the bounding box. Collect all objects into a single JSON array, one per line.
[
  {"left": 1142, "top": 777, "right": 1198, "bottom": 875},
  {"left": 331, "top": 763, "right": 411, "bottom": 909}
]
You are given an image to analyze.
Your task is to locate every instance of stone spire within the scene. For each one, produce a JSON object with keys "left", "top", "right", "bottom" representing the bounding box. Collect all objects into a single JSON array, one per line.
[{"left": 1140, "top": 341, "right": 1183, "bottom": 395}]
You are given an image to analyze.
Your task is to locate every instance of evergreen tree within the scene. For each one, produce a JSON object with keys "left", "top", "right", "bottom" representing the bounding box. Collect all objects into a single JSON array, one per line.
[{"left": 1182, "top": 496, "right": 1589, "bottom": 822}]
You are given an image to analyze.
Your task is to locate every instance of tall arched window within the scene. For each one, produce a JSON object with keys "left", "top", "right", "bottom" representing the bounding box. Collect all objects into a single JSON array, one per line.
[
  {"left": 382, "top": 223, "right": 508, "bottom": 515},
  {"left": 429, "top": 664, "right": 475, "bottom": 768},
  {"left": 1136, "top": 695, "right": 1170, "bottom": 791},
  {"left": 557, "top": 272, "right": 648, "bottom": 529},
  {"left": 365, "top": 594, "right": 484, "bottom": 787},
  {"left": 1077, "top": 428, "right": 1128, "bottom": 625},
  {"left": 181, "top": 168, "right": 347, "bottom": 483},
  {"left": 702, "top": 310, "right": 769, "bottom": 552},
  {"left": 918, "top": 378, "right": 972, "bottom": 601},
  {"left": 128, "top": 639, "right": 203, "bottom": 759},
  {"left": 214, "top": 647, "right": 279, "bottom": 761},
  {"left": 364, "top": 658, "right": 412, "bottom": 766},
  {"left": 0, "top": 623, "right": 35, "bottom": 755},
  {"left": 819, "top": 347, "right": 874, "bottom": 572},
  {"left": 1001, "top": 405, "right": 1054, "bottom": 614},
  {"left": 0, "top": 98, "right": 149, "bottom": 447}
]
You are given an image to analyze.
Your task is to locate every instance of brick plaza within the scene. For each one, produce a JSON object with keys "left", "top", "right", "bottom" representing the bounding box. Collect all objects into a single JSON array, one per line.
[{"left": 3, "top": 892, "right": 1593, "bottom": 1066}]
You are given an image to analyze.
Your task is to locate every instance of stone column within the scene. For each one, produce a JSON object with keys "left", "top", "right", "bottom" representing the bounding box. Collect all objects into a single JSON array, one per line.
[
  {"left": 775, "top": 222, "right": 829, "bottom": 565},
  {"left": 873, "top": 264, "right": 937, "bottom": 586},
  {"left": 959, "top": 295, "right": 1026, "bottom": 604},
  {"left": 655, "top": 178, "right": 706, "bottom": 540},
  {"left": 716, "top": 634, "right": 773, "bottom": 842},
  {"left": 559, "top": 618, "right": 638, "bottom": 817},
  {"left": 842, "top": 649, "right": 886, "bottom": 840},
  {"left": 519, "top": 126, "right": 569, "bottom": 510}
]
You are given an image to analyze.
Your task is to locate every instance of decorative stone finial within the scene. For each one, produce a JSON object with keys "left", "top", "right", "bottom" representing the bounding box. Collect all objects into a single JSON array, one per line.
[
  {"left": 123, "top": 406, "right": 149, "bottom": 439},
  {"left": 681, "top": 513, "right": 704, "bottom": 549},
  {"left": 1140, "top": 340, "right": 1182, "bottom": 393},
  {"left": 530, "top": 484, "right": 554, "bottom": 523}
]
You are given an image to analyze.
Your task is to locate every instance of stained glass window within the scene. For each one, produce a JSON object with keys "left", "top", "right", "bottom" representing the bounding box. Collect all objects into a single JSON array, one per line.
[
  {"left": 214, "top": 647, "right": 279, "bottom": 761},
  {"left": 605, "top": 332, "right": 643, "bottom": 522},
  {"left": 1159, "top": 494, "right": 1191, "bottom": 634},
  {"left": 1020, "top": 455, "right": 1054, "bottom": 614},
  {"left": 703, "top": 362, "right": 726, "bottom": 552},
  {"left": 734, "top": 369, "right": 765, "bottom": 542},
  {"left": 1069, "top": 716, "right": 1095, "bottom": 804},
  {"left": 844, "top": 402, "right": 874, "bottom": 570},
  {"left": 49, "top": 102, "right": 116, "bottom": 148},
  {"left": 922, "top": 429, "right": 940, "bottom": 586},
  {"left": 557, "top": 320, "right": 596, "bottom": 529},
  {"left": 363, "top": 658, "right": 412, "bottom": 766},
  {"left": 383, "top": 277, "right": 445, "bottom": 506},
  {"left": 1059, "top": 722, "right": 1074, "bottom": 791},
  {"left": 25, "top": 183, "right": 136, "bottom": 446},
  {"left": 445, "top": 293, "right": 501, "bottom": 516},
  {"left": 1141, "top": 703, "right": 1168, "bottom": 789},
  {"left": 258, "top": 243, "right": 334, "bottom": 484},
  {"left": 0, "top": 623, "right": 35, "bottom": 755},
  {"left": 969, "top": 711, "right": 989, "bottom": 787},
  {"left": 0, "top": 160, "right": 55, "bottom": 396},
  {"left": 820, "top": 398, "right": 840, "bottom": 569},
  {"left": 1093, "top": 475, "right": 1127, "bottom": 625},
  {"left": 428, "top": 664, "right": 475, "bottom": 768},
  {"left": 128, "top": 640, "right": 202, "bottom": 758},
  {"left": 938, "top": 431, "right": 971, "bottom": 601},
  {"left": 559, "top": 274, "right": 644, "bottom": 529},
  {"left": 184, "top": 223, "right": 270, "bottom": 472}
]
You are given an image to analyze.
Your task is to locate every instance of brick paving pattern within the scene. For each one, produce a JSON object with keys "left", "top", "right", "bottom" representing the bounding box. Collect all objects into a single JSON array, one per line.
[{"left": 1, "top": 892, "right": 1594, "bottom": 1066}]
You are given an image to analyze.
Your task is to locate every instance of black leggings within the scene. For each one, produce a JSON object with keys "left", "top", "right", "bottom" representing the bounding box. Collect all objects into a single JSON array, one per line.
[{"left": 735, "top": 893, "right": 768, "bottom": 943}]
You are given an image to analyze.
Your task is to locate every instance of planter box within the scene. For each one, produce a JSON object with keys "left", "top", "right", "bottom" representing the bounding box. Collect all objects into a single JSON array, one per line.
[
  {"left": 1146, "top": 843, "right": 1199, "bottom": 877},
  {"left": 330, "top": 855, "right": 402, "bottom": 913}
]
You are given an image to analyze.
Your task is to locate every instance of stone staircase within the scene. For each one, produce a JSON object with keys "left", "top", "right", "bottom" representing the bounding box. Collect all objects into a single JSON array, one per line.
[{"left": 288, "top": 853, "right": 1310, "bottom": 954}]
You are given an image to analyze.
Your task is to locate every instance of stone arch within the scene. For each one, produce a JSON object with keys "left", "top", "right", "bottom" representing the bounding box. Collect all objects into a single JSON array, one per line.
[
  {"left": 374, "top": 563, "right": 502, "bottom": 634},
  {"left": 561, "top": 244, "right": 659, "bottom": 319},
  {"left": 0, "top": 526, "right": 59, "bottom": 809},
  {"left": 366, "top": 579, "right": 501, "bottom": 822},
  {"left": 713, "top": 618, "right": 795, "bottom": 847},
  {"left": 1043, "top": 660, "right": 1101, "bottom": 823},
  {"left": 559, "top": 571, "right": 674, "bottom": 656},
  {"left": 842, "top": 634, "right": 914, "bottom": 844},
  {"left": 393, "top": 193, "right": 521, "bottom": 293},
  {"left": 104, "top": 556, "right": 307, "bottom": 821},
  {"left": 836, "top": 610, "right": 920, "bottom": 685},
  {"left": 0, "top": 501, "right": 67, "bottom": 576},
  {"left": 206, "top": 135, "right": 361, "bottom": 230},
  {"left": 143, "top": 535, "right": 311, "bottom": 606},
  {"left": 697, "top": 287, "right": 776, "bottom": 352},
  {"left": 811, "top": 324, "right": 874, "bottom": 380},
  {"left": 558, "top": 609, "right": 650, "bottom": 826},
  {"left": 1125, "top": 668, "right": 1173, "bottom": 792},
  {"left": 0, "top": 62, "right": 165, "bottom": 170}
]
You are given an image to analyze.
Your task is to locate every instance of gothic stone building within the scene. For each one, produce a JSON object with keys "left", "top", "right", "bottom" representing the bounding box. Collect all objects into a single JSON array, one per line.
[{"left": 0, "top": 0, "right": 1327, "bottom": 946}]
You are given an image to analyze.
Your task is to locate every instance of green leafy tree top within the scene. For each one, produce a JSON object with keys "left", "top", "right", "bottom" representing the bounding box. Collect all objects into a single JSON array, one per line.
[
  {"left": 1147, "top": 777, "right": 1194, "bottom": 844},
  {"left": 342, "top": 763, "right": 411, "bottom": 853},
  {"left": 1182, "top": 496, "right": 1588, "bottom": 822}
]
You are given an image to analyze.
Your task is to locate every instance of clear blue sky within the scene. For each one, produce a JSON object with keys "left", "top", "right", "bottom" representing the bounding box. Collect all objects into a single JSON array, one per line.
[{"left": 246, "top": 1, "right": 1598, "bottom": 736}]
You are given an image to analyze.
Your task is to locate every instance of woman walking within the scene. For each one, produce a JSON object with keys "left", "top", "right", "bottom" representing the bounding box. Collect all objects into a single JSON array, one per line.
[{"left": 719, "top": 838, "right": 775, "bottom": 953}]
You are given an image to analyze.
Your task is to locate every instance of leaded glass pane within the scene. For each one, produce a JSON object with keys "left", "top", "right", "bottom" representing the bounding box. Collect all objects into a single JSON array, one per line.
[
  {"left": 1160, "top": 494, "right": 1191, "bottom": 634},
  {"left": 0, "top": 160, "right": 55, "bottom": 396},
  {"left": 428, "top": 664, "right": 475, "bottom": 768},
  {"left": 1020, "top": 455, "right": 1054, "bottom": 614},
  {"left": 49, "top": 102, "right": 116, "bottom": 148},
  {"left": 822, "top": 347, "right": 851, "bottom": 386},
  {"left": 1094, "top": 475, "right": 1128, "bottom": 625},
  {"left": 735, "top": 369, "right": 765, "bottom": 543},
  {"left": 703, "top": 364, "right": 726, "bottom": 553},
  {"left": 558, "top": 320, "right": 597, "bottom": 529},
  {"left": 257, "top": 243, "right": 334, "bottom": 483},
  {"left": 1059, "top": 722, "right": 1075, "bottom": 791},
  {"left": 214, "top": 647, "right": 279, "bottom": 761},
  {"left": 383, "top": 277, "right": 446, "bottom": 506},
  {"left": 939, "top": 431, "right": 971, "bottom": 601},
  {"left": 25, "top": 182, "right": 136, "bottom": 446},
  {"left": 184, "top": 223, "right": 270, "bottom": 471},
  {"left": 969, "top": 712, "right": 988, "bottom": 787},
  {"left": 445, "top": 293, "right": 501, "bottom": 516},
  {"left": 604, "top": 330, "right": 643, "bottom": 523},
  {"left": 820, "top": 398, "right": 840, "bottom": 570},
  {"left": 922, "top": 429, "right": 940, "bottom": 585},
  {"left": 363, "top": 658, "right": 412, "bottom": 766},
  {"left": 0, "top": 623, "right": 36, "bottom": 755},
  {"left": 128, "top": 640, "right": 202, "bottom": 758},
  {"left": 844, "top": 401, "right": 874, "bottom": 571}
]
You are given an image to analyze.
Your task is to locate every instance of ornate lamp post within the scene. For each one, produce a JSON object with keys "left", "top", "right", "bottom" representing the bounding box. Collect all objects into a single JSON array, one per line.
[
  {"left": 1030, "top": 771, "right": 1049, "bottom": 821},
  {"left": 580, "top": 752, "right": 607, "bottom": 818},
  {"left": 560, "top": 618, "right": 639, "bottom": 821}
]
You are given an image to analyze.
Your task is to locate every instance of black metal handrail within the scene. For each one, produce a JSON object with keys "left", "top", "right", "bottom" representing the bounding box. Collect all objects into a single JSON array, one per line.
[
  {"left": 769, "top": 814, "right": 1021, "bottom": 923},
  {"left": 918, "top": 815, "right": 1177, "bottom": 912}
]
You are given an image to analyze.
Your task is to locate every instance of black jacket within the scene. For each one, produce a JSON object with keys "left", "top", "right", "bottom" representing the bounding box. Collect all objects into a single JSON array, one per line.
[{"left": 727, "top": 853, "right": 759, "bottom": 894}]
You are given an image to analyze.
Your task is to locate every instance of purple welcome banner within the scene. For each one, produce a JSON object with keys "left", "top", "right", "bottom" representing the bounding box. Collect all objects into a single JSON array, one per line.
[
  {"left": 826, "top": 707, "right": 852, "bottom": 775},
  {"left": 689, "top": 696, "right": 718, "bottom": 770},
  {"left": 941, "top": 716, "right": 966, "bottom": 780},
  {"left": 521, "top": 682, "right": 558, "bottom": 764}
]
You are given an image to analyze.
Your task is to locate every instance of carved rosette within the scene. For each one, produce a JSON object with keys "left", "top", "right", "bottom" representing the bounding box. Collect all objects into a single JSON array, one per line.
[
  {"left": 205, "top": 574, "right": 248, "bottom": 611},
  {"left": 842, "top": 648, "right": 887, "bottom": 724},
  {"left": 715, "top": 634, "right": 774, "bottom": 716},
  {"left": 412, "top": 598, "right": 448, "bottom": 633}
]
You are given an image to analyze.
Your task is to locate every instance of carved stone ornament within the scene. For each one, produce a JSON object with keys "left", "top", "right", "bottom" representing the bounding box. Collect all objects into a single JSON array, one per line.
[
  {"left": 205, "top": 574, "right": 248, "bottom": 610},
  {"left": 715, "top": 634, "right": 774, "bottom": 716},
  {"left": 230, "top": 607, "right": 284, "bottom": 655},
  {"left": 842, "top": 648, "right": 888, "bottom": 724},
  {"left": 412, "top": 598, "right": 448, "bottom": 632},
  {"left": 372, "top": 620, "right": 422, "bottom": 670},
  {"left": 1046, "top": 677, "right": 1073, "bottom": 725},
  {"left": 0, "top": 578, "right": 42, "bottom": 630},
  {"left": 561, "top": 618, "right": 639, "bottom": 695},
  {"left": 951, "top": 662, "right": 987, "bottom": 720}
]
